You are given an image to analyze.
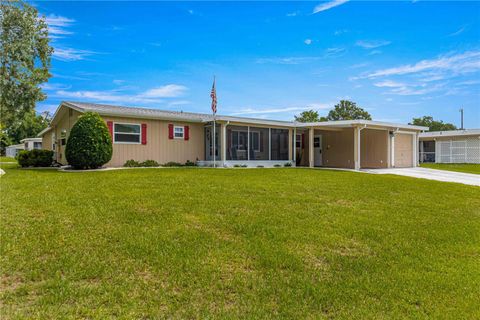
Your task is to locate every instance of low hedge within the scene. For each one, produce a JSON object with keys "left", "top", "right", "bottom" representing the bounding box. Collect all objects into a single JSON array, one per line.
[{"left": 17, "top": 149, "right": 54, "bottom": 167}]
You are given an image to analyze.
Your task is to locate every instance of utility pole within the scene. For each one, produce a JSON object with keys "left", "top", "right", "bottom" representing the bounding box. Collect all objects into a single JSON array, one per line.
[{"left": 460, "top": 108, "right": 464, "bottom": 130}]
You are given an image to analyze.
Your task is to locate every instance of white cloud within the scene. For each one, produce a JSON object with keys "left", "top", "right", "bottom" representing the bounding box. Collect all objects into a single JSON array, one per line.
[
  {"left": 286, "top": 11, "right": 299, "bottom": 17},
  {"left": 356, "top": 40, "right": 391, "bottom": 49},
  {"left": 374, "top": 80, "right": 405, "bottom": 88},
  {"left": 334, "top": 29, "right": 348, "bottom": 36},
  {"left": 55, "top": 84, "right": 188, "bottom": 105},
  {"left": 364, "top": 51, "right": 480, "bottom": 78},
  {"left": 304, "top": 39, "right": 312, "bottom": 45},
  {"left": 256, "top": 57, "right": 320, "bottom": 65},
  {"left": 45, "top": 14, "right": 75, "bottom": 38},
  {"left": 141, "top": 85, "right": 187, "bottom": 98},
  {"left": 113, "top": 80, "right": 126, "bottom": 85},
  {"left": 324, "top": 47, "right": 346, "bottom": 57},
  {"left": 53, "top": 48, "right": 96, "bottom": 61},
  {"left": 313, "top": 0, "right": 349, "bottom": 14},
  {"left": 448, "top": 26, "right": 466, "bottom": 37},
  {"left": 230, "top": 104, "right": 331, "bottom": 117}
]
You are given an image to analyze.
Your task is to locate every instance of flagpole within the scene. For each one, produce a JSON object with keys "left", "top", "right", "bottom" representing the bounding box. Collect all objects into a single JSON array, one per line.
[{"left": 213, "top": 116, "right": 216, "bottom": 168}]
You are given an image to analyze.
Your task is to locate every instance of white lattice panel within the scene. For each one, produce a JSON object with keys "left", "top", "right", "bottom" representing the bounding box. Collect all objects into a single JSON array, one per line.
[{"left": 436, "top": 137, "right": 480, "bottom": 164}]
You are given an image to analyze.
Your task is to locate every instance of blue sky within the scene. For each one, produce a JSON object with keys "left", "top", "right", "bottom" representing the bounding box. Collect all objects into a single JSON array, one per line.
[{"left": 34, "top": 1, "right": 480, "bottom": 128}]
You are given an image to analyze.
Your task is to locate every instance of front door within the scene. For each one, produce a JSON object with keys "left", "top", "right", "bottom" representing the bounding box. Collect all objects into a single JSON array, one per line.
[{"left": 314, "top": 135, "right": 322, "bottom": 166}]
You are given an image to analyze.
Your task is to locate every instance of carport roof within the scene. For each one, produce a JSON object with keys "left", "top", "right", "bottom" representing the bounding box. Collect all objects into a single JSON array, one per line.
[{"left": 295, "top": 120, "right": 428, "bottom": 131}]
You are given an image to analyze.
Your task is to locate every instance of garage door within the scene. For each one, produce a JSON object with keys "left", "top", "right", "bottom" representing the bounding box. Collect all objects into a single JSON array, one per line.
[{"left": 394, "top": 134, "right": 413, "bottom": 167}]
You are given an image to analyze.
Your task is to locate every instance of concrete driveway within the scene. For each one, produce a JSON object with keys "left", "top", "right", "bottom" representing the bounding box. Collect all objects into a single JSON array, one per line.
[{"left": 362, "top": 167, "right": 480, "bottom": 186}]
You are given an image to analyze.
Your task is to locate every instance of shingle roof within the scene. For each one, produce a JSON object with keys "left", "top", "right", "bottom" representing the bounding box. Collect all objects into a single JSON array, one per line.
[{"left": 64, "top": 101, "right": 212, "bottom": 122}]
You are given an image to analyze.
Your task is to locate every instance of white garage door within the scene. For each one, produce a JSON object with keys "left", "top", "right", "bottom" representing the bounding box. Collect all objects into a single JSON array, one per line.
[{"left": 394, "top": 134, "right": 413, "bottom": 168}]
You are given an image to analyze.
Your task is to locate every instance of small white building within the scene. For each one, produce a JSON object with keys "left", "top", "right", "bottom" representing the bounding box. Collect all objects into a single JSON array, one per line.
[
  {"left": 5, "top": 144, "right": 24, "bottom": 158},
  {"left": 5, "top": 138, "right": 43, "bottom": 158},
  {"left": 419, "top": 129, "right": 480, "bottom": 164}
]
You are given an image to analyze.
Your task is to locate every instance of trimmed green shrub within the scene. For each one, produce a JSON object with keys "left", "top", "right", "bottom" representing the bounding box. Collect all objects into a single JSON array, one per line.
[
  {"left": 241, "top": 164, "right": 248, "bottom": 168},
  {"left": 124, "top": 159, "right": 140, "bottom": 167},
  {"left": 233, "top": 164, "right": 241, "bottom": 168},
  {"left": 65, "top": 112, "right": 112, "bottom": 169},
  {"left": 141, "top": 160, "right": 159, "bottom": 167},
  {"left": 274, "top": 164, "right": 282, "bottom": 168},
  {"left": 257, "top": 165, "right": 264, "bottom": 168},
  {"left": 163, "top": 161, "right": 183, "bottom": 167},
  {"left": 185, "top": 160, "right": 196, "bottom": 167},
  {"left": 284, "top": 162, "right": 292, "bottom": 167},
  {"left": 17, "top": 149, "right": 54, "bottom": 167}
]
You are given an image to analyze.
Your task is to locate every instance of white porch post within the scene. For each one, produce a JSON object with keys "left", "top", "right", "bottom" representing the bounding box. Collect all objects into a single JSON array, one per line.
[
  {"left": 221, "top": 123, "right": 227, "bottom": 163},
  {"left": 268, "top": 128, "right": 271, "bottom": 160},
  {"left": 353, "top": 126, "right": 361, "bottom": 170},
  {"left": 309, "top": 127, "right": 314, "bottom": 168},
  {"left": 288, "top": 129, "right": 293, "bottom": 161},
  {"left": 293, "top": 128, "right": 296, "bottom": 164},
  {"left": 391, "top": 134, "right": 395, "bottom": 168},
  {"left": 247, "top": 126, "right": 250, "bottom": 161}
]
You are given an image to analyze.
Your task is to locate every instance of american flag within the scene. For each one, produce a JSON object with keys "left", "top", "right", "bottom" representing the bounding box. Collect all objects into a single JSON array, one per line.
[{"left": 210, "top": 77, "right": 217, "bottom": 114}]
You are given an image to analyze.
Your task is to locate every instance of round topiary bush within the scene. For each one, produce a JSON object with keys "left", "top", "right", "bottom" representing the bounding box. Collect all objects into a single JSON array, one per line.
[{"left": 65, "top": 112, "right": 112, "bottom": 169}]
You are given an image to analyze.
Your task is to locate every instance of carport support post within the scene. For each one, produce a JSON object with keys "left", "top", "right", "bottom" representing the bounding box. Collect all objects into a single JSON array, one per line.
[
  {"left": 309, "top": 127, "right": 314, "bottom": 168},
  {"left": 354, "top": 126, "right": 361, "bottom": 170}
]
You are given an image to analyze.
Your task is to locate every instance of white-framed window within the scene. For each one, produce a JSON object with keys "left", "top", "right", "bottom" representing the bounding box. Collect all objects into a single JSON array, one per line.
[
  {"left": 174, "top": 126, "right": 184, "bottom": 139},
  {"left": 114, "top": 123, "right": 141, "bottom": 144}
]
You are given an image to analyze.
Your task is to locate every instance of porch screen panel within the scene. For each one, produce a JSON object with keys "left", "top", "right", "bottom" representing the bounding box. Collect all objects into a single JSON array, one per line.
[
  {"left": 227, "top": 126, "right": 248, "bottom": 160},
  {"left": 271, "top": 129, "right": 289, "bottom": 160},
  {"left": 249, "top": 127, "right": 269, "bottom": 160}
]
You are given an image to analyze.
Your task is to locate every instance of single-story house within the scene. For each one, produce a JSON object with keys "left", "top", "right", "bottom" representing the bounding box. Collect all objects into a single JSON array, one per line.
[
  {"left": 419, "top": 129, "right": 480, "bottom": 164},
  {"left": 38, "top": 101, "right": 428, "bottom": 169},
  {"left": 5, "top": 137, "right": 43, "bottom": 158}
]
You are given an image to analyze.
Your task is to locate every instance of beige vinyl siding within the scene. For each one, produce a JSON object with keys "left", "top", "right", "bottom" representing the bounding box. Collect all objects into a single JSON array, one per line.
[
  {"left": 360, "top": 129, "right": 388, "bottom": 168},
  {"left": 394, "top": 133, "right": 413, "bottom": 167},
  {"left": 104, "top": 116, "right": 205, "bottom": 167},
  {"left": 53, "top": 108, "right": 82, "bottom": 164},
  {"left": 42, "top": 131, "right": 53, "bottom": 151}
]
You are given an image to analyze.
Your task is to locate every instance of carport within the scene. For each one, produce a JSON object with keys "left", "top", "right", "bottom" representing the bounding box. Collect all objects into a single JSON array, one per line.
[{"left": 294, "top": 120, "right": 426, "bottom": 170}]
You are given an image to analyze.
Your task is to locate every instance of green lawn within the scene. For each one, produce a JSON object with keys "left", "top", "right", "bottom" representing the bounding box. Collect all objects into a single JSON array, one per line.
[
  {"left": 0, "top": 156, "right": 16, "bottom": 162},
  {"left": 1, "top": 165, "right": 479, "bottom": 319},
  {"left": 420, "top": 163, "right": 480, "bottom": 174}
]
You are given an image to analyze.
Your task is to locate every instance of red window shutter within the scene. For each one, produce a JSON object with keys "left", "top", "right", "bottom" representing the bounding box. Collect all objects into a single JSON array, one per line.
[
  {"left": 184, "top": 126, "right": 189, "bottom": 140},
  {"left": 107, "top": 121, "right": 113, "bottom": 137},
  {"left": 168, "top": 124, "right": 174, "bottom": 139},
  {"left": 141, "top": 123, "right": 147, "bottom": 145}
]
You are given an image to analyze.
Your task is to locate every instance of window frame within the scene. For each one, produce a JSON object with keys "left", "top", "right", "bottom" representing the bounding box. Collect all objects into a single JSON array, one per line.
[
  {"left": 113, "top": 122, "right": 142, "bottom": 144},
  {"left": 231, "top": 129, "right": 260, "bottom": 152},
  {"left": 173, "top": 126, "right": 184, "bottom": 139}
]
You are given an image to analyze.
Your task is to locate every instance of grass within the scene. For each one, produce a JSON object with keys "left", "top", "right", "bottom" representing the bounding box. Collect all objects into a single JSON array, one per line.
[
  {"left": 0, "top": 156, "right": 16, "bottom": 162},
  {"left": 420, "top": 163, "right": 480, "bottom": 174},
  {"left": 1, "top": 165, "right": 479, "bottom": 319}
]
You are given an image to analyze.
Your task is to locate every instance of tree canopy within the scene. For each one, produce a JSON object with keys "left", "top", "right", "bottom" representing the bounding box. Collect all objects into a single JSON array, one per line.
[
  {"left": 410, "top": 116, "right": 457, "bottom": 131},
  {"left": 0, "top": 0, "right": 52, "bottom": 133},
  {"left": 326, "top": 100, "right": 372, "bottom": 121},
  {"left": 294, "top": 110, "right": 327, "bottom": 123}
]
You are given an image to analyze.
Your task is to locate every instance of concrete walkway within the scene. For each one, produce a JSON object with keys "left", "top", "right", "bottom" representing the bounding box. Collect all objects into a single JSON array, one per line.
[{"left": 362, "top": 167, "right": 480, "bottom": 186}]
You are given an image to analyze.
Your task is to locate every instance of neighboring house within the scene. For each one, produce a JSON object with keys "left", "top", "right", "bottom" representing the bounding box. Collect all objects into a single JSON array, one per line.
[
  {"left": 5, "top": 144, "right": 24, "bottom": 158},
  {"left": 38, "top": 101, "right": 427, "bottom": 169},
  {"left": 21, "top": 138, "right": 42, "bottom": 151},
  {"left": 5, "top": 138, "right": 42, "bottom": 158},
  {"left": 419, "top": 129, "right": 480, "bottom": 164}
]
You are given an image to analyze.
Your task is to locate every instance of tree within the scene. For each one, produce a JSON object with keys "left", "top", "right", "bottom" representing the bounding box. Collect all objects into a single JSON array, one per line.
[
  {"left": 0, "top": 0, "right": 53, "bottom": 130},
  {"left": 7, "top": 110, "right": 51, "bottom": 143},
  {"left": 294, "top": 110, "right": 327, "bottom": 123},
  {"left": 65, "top": 112, "right": 113, "bottom": 169},
  {"left": 327, "top": 100, "right": 372, "bottom": 121},
  {"left": 410, "top": 116, "right": 457, "bottom": 131}
]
